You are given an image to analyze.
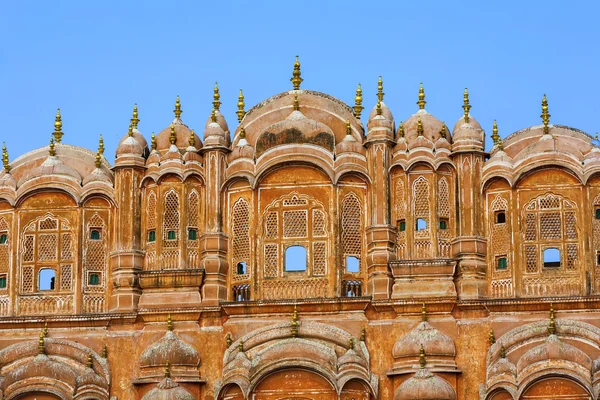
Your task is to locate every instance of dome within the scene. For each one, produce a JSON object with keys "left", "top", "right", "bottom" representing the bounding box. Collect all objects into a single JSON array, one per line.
[
  {"left": 139, "top": 331, "right": 201, "bottom": 368},
  {"left": 6, "top": 354, "right": 77, "bottom": 389},
  {"left": 141, "top": 377, "right": 195, "bottom": 400},
  {"left": 116, "top": 134, "right": 145, "bottom": 157},
  {"left": 516, "top": 335, "right": 591, "bottom": 374},
  {"left": 82, "top": 167, "right": 112, "bottom": 186},
  {"left": 393, "top": 321, "right": 455, "bottom": 359},
  {"left": 403, "top": 111, "right": 449, "bottom": 146},
  {"left": 255, "top": 109, "right": 335, "bottom": 157},
  {"left": 0, "top": 171, "right": 16, "bottom": 189},
  {"left": 489, "top": 356, "right": 517, "bottom": 379},
  {"left": 368, "top": 101, "right": 394, "bottom": 122},
  {"left": 31, "top": 155, "right": 81, "bottom": 182},
  {"left": 205, "top": 109, "right": 229, "bottom": 134},
  {"left": 204, "top": 120, "right": 228, "bottom": 141},
  {"left": 338, "top": 348, "right": 368, "bottom": 369},
  {"left": 336, "top": 122, "right": 365, "bottom": 155},
  {"left": 451, "top": 115, "right": 484, "bottom": 145},
  {"left": 394, "top": 368, "right": 456, "bottom": 400},
  {"left": 156, "top": 121, "right": 201, "bottom": 152},
  {"left": 75, "top": 364, "right": 108, "bottom": 388}
]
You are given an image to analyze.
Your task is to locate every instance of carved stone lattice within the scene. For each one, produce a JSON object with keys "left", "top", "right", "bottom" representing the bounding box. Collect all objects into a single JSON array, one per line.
[
  {"left": 162, "top": 190, "right": 180, "bottom": 269},
  {"left": 83, "top": 213, "right": 107, "bottom": 312},
  {"left": 437, "top": 177, "right": 450, "bottom": 218},
  {"left": 312, "top": 241, "right": 326, "bottom": 276},
  {"left": 147, "top": 191, "right": 157, "bottom": 229},
  {"left": 145, "top": 190, "right": 157, "bottom": 270},
  {"left": 312, "top": 210, "right": 326, "bottom": 237},
  {"left": 413, "top": 176, "right": 432, "bottom": 258},
  {"left": 0, "top": 217, "right": 10, "bottom": 293},
  {"left": 187, "top": 190, "right": 200, "bottom": 268},
  {"left": 262, "top": 278, "right": 328, "bottom": 300},
  {"left": 341, "top": 193, "right": 362, "bottom": 260},
  {"left": 489, "top": 194, "right": 513, "bottom": 296},
  {"left": 283, "top": 210, "right": 308, "bottom": 238},
  {"left": 232, "top": 197, "right": 250, "bottom": 276},
  {"left": 264, "top": 244, "right": 278, "bottom": 278}
]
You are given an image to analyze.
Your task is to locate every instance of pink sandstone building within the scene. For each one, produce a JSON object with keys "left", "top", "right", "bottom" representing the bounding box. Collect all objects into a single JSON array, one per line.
[{"left": 0, "top": 58, "right": 597, "bottom": 399}]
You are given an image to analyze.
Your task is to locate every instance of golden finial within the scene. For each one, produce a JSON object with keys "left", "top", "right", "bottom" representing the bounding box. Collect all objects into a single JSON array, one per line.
[
  {"left": 102, "top": 344, "right": 108, "bottom": 358},
  {"left": 421, "top": 303, "right": 427, "bottom": 322},
  {"left": 164, "top": 361, "right": 171, "bottom": 378},
  {"left": 238, "top": 339, "right": 244, "bottom": 353},
  {"left": 419, "top": 344, "right": 426, "bottom": 369},
  {"left": 226, "top": 333, "right": 232, "bottom": 347},
  {"left": 491, "top": 120, "right": 500, "bottom": 144},
  {"left": 291, "top": 305, "right": 299, "bottom": 338},
  {"left": 174, "top": 95, "right": 182, "bottom": 119},
  {"left": 500, "top": 344, "right": 506, "bottom": 358},
  {"left": 439, "top": 123, "right": 447, "bottom": 139},
  {"left": 43, "top": 322, "right": 48, "bottom": 337},
  {"left": 346, "top": 120, "right": 352, "bottom": 136},
  {"left": 169, "top": 124, "right": 176, "bottom": 145},
  {"left": 417, "top": 83, "right": 426, "bottom": 110},
  {"left": 293, "top": 93, "right": 299, "bottom": 111},
  {"left": 377, "top": 76, "right": 384, "bottom": 102},
  {"left": 86, "top": 353, "right": 93, "bottom": 368},
  {"left": 398, "top": 122, "right": 405, "bottom": 138},
  {"left": 541, "top": 94, "right": 551, "bottom": 135},
  {"left": 49, "top": 137, "right": 56, "bottom": 157},
  {"left": 53, "top": 108, "right": 64, "bottom": 143},
  {"left": 236, "top": 89, "right": 245, "bottom": 122},
  {"left": 349, "top": 337, "right": 354, "bottom": 350},
  {"left": 151, "top": 132, "right": 157, "bottom": 151},
  {"left": 360, "top": 327, "right": 366, "bottom": 342},
  {"left": 167, "top": 313, "right": 173, "bottom": 331},
  {"left": 213, "top": 82, "right": 221, "bottom": 111},
  {"left": 548, "top": 303, "right": 556, "bottom": 335},
  {"left": 489, "top": 329, "right": 496, "bottom": 345},
  {"left": 291, "top": 55, "right": 303, "bottom": 90},
  {"left": 95, "top": 139, "right": 102, "bottom": 168},
  {"left": 376, "top": 100, "right": 382, "bottom": 116},
  {"left": 38, "top": 331, "right": 45, "bottom": 354},
  {"left": 189, "top": 129, "right": 196, "bottom": 148},
  {"left": 131, "top": 104, "right": 140, "bottom": 129},
  {"left": 211, "top": 108, "right": 217, "bottom": 123},
  {"left": 240, "top": 126, "right": 246, "bottom": 139},
  {"left": 354, "top": 83, "right": 364, "bottom": 119},
  {"left": 463, "top": 88, "right": 471, "bottom": 123},
  {"left": 2, "top": 143, "right": 10, "bottom": 173},
  {"left": 417, "top": 116, "right": 424, "bottom": 136},
  {"left": 128, "top": 123, "right": 133, "bottom": 137},
  {"left": 99, "top": 134, "right": 105, "bottom": 155}
]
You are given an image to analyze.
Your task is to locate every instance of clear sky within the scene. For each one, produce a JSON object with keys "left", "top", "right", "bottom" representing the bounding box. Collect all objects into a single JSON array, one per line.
[{"left": 0, "top": 1, "right": 598, "bottom": 160}]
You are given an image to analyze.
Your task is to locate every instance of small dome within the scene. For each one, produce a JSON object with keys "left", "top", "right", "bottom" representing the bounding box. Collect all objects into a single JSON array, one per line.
[
  {"left": 336, "top": 125, "right": 365, "bottom": 155},
  {"left": 7, "top": 354, "right": 77, "bottom": 389},
  {"left": 0, "top": 171, "right": 16, "bottom": 189},
  {"left": 82, "top": 167, "right": 112, "bottom": 186},
  {"left": 516, "top": 335, "right": 591, "bottom": 374},
  {"left": 139, "top": 331, "right": 201, "bottom": 368},
  {"left": 32, "top": 155, "right": 81, "bottom": 181},
  {"left": 394, "top": 368, "right": 456, "bottom": 400},
  {"left": 368, "top": 101, "right": 394, "bottom": 122},
  {"left": 452, "top": 115, "right": 484, "bottom": 149},
  {"left": 393, "top": 321, "right": 455, "bottom": 359},
  {"left": 76, "top": 364, "right": 108, "bottom": 389},
  {"left": 156, "top": 120, "right": 201, "bottom": 152},
  {"left": 338, "top": 348, "right": 367, "bottom": 369},
  {"left": 204, "top": 120, "right": 228, "bottom": 141},
  {"left": 205, "top": 109, "right": 229, "bottom": 134},
  {"left": 142, "top": 377, "right": 195, "bottom": 400},
  {"left": 116, "top": 135, "right": 145, "bottom": 157},
  {"left": 489, "top": 356, "right": 517, "bottom": 379},
  {"left": 403, "top": 111, "right": 449, "bottom": 145}
]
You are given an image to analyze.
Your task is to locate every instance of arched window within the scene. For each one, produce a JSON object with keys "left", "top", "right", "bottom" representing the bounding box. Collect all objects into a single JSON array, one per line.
[
  {"left": 346, "top": 256, "right": 360, "bottom": 273},
  {"left": 416, "top": 218, "right": 427, "bottom": 231},
  {"left": 495, "top": 211, "right": 506, "bottom": 224},
  {"left": 39, "top": 268, "right": 55, "bottom": 290},
  {"left": 236, "top": 261, "right": 247, "bottom": 275},
  {"left": 341, "top": 193, "right": 362, "bottom": 274},
  {"left": 232, "top": 198, "right": 251, "bottom": 276},
  {"left": 543, "top": 248, "right": 561, "bottom": 268},
  {"left": 285, "top": 246, "right": 307, "bottom": 271},
  {"left": 89, "top": 229, "right": 101, "bottom": 240},
  {"left": 0, "top": 233, "right": 7, "bottom": 244}
]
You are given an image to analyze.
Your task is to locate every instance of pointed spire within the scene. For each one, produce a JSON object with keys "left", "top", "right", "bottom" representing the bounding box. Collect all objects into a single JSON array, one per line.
[
  {"left": 49, "top": 137, "right": 56, "bottom": 157},
  {"left": 291, "top": 305, "right": 299, "bottom": 338},
  {"left": 398, "top": 122, "right": 405, "bottom": 138},
  {"left": 226, "top": 333, "right": 232, "bottom": 347},
  {"left": 95, "top": 136, "right": 103, "bottom": 168},
  {"left": 237, "top": 89, "right": 245, "bottom": 122},
  {"left": 417, "top": 83, "right": 426, "bottom": 110},
  {"left": 99, "top": 134, "right": 105, "bottom": 155},
  {"left": 86, "top": 353, "right": 93, "bottom": 368},
  {"left": 53, "top": 108, "right": 64, "bottom": 143},
  {"left": 377, "top": 76, "right": 384, "bottom": 102},
  {"left": 293, "top": 93, "right": 299, "bottom": 111},
  {"left": 421, "top": 303, "right": 427, "bottom": 322},
  {"left": 346, "top": 120, "right": 352, "bottom": 137},
  {"left": 439, "top": 123, "right": 447, "bottom": 139},
  {"left": 492, "top": 120, "right": 503, "bottom": 151},
  {"left": 102, "top": 344, "right": 108, "bottom": 358},
  {"left": 131, "top": 104, "right": 140, "bottom": 129},
  {"left": 376, "top": 100, "right": 382, "bottom": 116},
  {"left": 353, "top": 83, "right": 364, "bottom": 119},
  {"left": 360, "top": 327, "right": 366, "bottom": 342},
  {"left": 213, "top": 82, "right": 221, "bottom": 111},
  {"left": 291, "top": 55, "right": 303, "bottom": 90},
  {"left": 174, "top": 96, "right": 182, "bottom": 119},
  {"left": 164, "top": 361, "right": 171, "bottom": 378},
  {"left": 349, "top": 337, "right": 354, "bottom": 350},
  {"left": 419, "top": 344, "right": 426, "bottom": 368},
  {"left": 489, "top": 329, "right": 496, "bottom": 345},
  {"left": 500, "top": 344, "right": 506, "bottom": 358},
  {"left": 189, "top": 129, "right": 196, "bottom": 148},
  {"left": 462, "top": 88, "right": 471, "bottom": 123},
  {"left": 169, "top": 124, "right": 176, "bottom": 145},
  {"left": 43, "top": 322, "right": 48, "bottom": 337},
  {"left": 167, "top": 313, "right": 173, "bottom": 331},
  {"left": 211, "top": 108, "right": 217, "bottom": 123},
  {"left": 541, "top": 94, "right": 551, "bottom": 135},
  {"left": 548, "top": 303, "right": 556, "bottom": 335},
  {"left": 238, "top": 339, "right": 244, "bottom": 353},
  {"left": 128, "top": 123, "right": 134, "bottom": 137},
  {"left": 38, "top": 331, "right": 45, "bottom": 354},
  {"left": 417, "top": 116, "right": 424, "bottom": 136},
  {"left": 2, "top": 143, "right": 10, "bottom": 173},
  {"left": 151, "top": 132, "right": 157, "bottom": 151}
]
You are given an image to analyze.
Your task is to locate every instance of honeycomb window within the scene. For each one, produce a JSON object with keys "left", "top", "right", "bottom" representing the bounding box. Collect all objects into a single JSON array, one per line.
[
  {"left": 285, "top": 246, "right": 307, "bottom": 272},
  {"left": 0, "top": 233, "right": 7, "bottom": 244},
  {"left": 0, "top": 274, "right": 6, "bottom": 289},
  {"left": 439, "top": 219, "right": 448, "bottom": 230},
  {"left": 167, "top": 230, "right": 176, "bottom": 240},
  {"left": 596, "top": 208, "right": 600, "bottom": 219}
]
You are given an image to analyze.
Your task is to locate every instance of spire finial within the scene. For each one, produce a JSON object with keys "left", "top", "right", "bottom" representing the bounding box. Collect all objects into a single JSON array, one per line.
[
  {"left": 211, "top": 108, "right": 217, "bottom": 123},
  {"left": 541, "top": 94, "right": 551, "bottom": 135},
  {"left": 174, "top": 95, "right": 182, "bottom": 119},
  {"left": 49, "top": 137, "right": 56, "bottom": 157},
  {"left": 128, "top": 123, "right": 133, "bottom": 137},
  {"left": 131, "top": 104, "right": 140, "bottom": 129},
  {"left": 167, "top": 313, "right": 173, "bottom": 331},
  {"left": 492, "top": 120, "right": 503, "bottom": 151},
  {"left": 169, "top": 124, "right": 176, "bottom": 145},
  {"left": 151, "top": 132, "right": 157, "bottom": 151},
  {"left": 164, "top": 361, "right": 171, "bottom": 378},
  {"left": 291, "top": 305, "right": 299, "bottom": 338},
  {"left": 226, "top": 333, "right": 232, "bottom": 347},
  {"left": 419, "top": 344, "right": 426, "bottom": 369},
  {"left": 102, "top": 344, "right": 108, "bottom": 358},
  {"left": 354, "top": 83, "right": 364, "bottom": 119},
  {"left": 53, "top": 108, "right": 64, "bottom": 143},
  {"left": 417, "top": 83, "right": 426, "bottom": 110},
  {"left": 349, "top": 337, "right": 354, "bottom": 350},
  {"left": 376, "top": 100, "right": 382, "bottom": 116},
  {"left": 360, "top": 327, "right": 366, "bottom": 342},
  {"left": 346, "top": 120, "right": 352, "bottom": 136},
  {"left": 489, "top": 329, "right": 496, "bottom": 345},
  {"left": 439, "top": 123, "right": 447, "bottom": 139},
  {"left": 189, "top": 129, "right": 196, "bottom": 148},
  {"left": 463, "top": 88, "right": 471, "bottom": 123},
  {"left": 548, "top": 303, "right": 556, "bottom": 335},
  {"left": 38, "top": 331, "right": 45, "bottom": 354},
  {"left": 500, "top": 344, "right": 506, "bottom": 358},
  {"left": 43, "top": 322, "right": 48, "bottom": 337},
  {"left": 99, "top": 134, "right": 105, "bottom": 155},
  {"left": 238, "top": 339, "right": 244, "bottom": 353},
  {"left": 398, "top": 121, "right": 405, "bottom": 138},
  {"left": 291, "top": 55, "right": 303, "bottom": 90},
  {"left": 240, "top": 126, "right": 246, "bottom": 139},
  {"left": 237, "top": 89, "right": 245, "bottom": 122},
  {"left": 213, "top": 82, "right": 221, "bottom": 111},
  {"left": 95, "top": 136, "right": 103, "bottom": 168},
  {"left": 293, "top": 93, "right": 299, "bottom": 111},
  {"left": 2, "top": 143, "right": 10, "bottom": 173},
  {"left": 86, "top": 353, "right": 93, "bottom": 368},
  {"left": 377, "top": 76, "right": 384, "bottom": 102},
  {"left": 421, "top": 303, "right": 427, "bottom": 322},
  {"left": 417, "top": 116, "right": 424, "bottom": 136}
]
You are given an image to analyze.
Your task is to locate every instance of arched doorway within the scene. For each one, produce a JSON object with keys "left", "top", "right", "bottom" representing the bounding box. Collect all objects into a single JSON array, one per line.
[
  {"left": 251, "top": 369, "right": 337, "bottom": 400},
  {"left": 340, "top": 379, "right": 372, "bottom": 400},
  {"left": 520, "top": 377, "right": 590, "bottom": 399},
  {"left": 15, "top": 392, "right": 62, "bottom": 400}
]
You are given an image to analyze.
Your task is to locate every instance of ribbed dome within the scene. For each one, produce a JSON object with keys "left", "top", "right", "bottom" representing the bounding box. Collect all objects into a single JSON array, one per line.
[
  {"left": 204, "top": 120, "right": 228, "bottom": 141},
  {"left": 338, "top": 348, "right": 367, "bottom": 369},
  {"left": 82, "top": 167, "right": 112, "bottom": 185},
  {"left": 394, "top": 368, "right": 456, "bottom": 400},
  {"left": 393, "top": 321, "right": 455, "bottom": 359},
  {"left": 0, "top": 171, "right": 17, "bottom": 189},
  {"left": 31, "top": 155, "right": 81, "bottom": 181},
  {"left": 516, "top": 335, "right": 591, "bottom": 374},
  {"left": 489, "top": 356, "right": 517, "bottom": 378},
  {"left": 452, "top": 115, "right": 484, "bottom": 148},
  {"left": 139, "top": 331, "right": 200, "bottom": 368},
  {"left": 142, "top": 377, "right": 195, "bottom": 400},
  {"left": 7, "top": 354, "right": 77, "bottom": 389},
  {"left": 116, "top": 135, "right": 145, "bottom": 157},
  {"left": 368, "top": 101, "right": 394, "bottom": 122},
  {"left": 155, "top": 119, "right": 201, "bottom": 152},
  {"left": 336, "top": 127, "right": 365, "bottom": 155},
  {"left": 205, "top": 110, "right": 229, "bottom": 134},
  {"left": 403, "top": 111, "right": 450, "bottom": 145}
]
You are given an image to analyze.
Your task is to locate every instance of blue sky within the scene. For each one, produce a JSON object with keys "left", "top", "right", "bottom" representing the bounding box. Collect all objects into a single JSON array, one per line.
[{"left": 0, "top": 1, "right": 598, "bottom": 160}]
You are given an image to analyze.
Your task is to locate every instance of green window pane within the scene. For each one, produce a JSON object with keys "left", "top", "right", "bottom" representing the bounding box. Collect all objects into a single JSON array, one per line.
[
  {"left": 0, "top": 277, "right": 6, "bottom": 288},
  {"left": 90, "top": 230, "right": 101, "bottom": 240},
  {"left": 188, "top": 229, "right": 197, "bottom": 240},
  {"left": 88, "top": 273, "right": 100, "bottom": 285},
  {"left": 399, "top": 221, "right": 406, "bottom": 232},
  {"left": 167, "top": 230, "right": 176, "bottom": 240},
  {"left": 497, "top": 257, "right": 508, "bottom": 270},
  {"left": 0, "top": 234, "right": 7, "bottom": 244},
  {"left": 148, "top": 231, "right": 156, "bottom": 242},
  {"left": 596, "top": 209, "right": 600, "bottom": 219},
  {"left": 440, "top": 220, "right": 447, "bottom": 230}
]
